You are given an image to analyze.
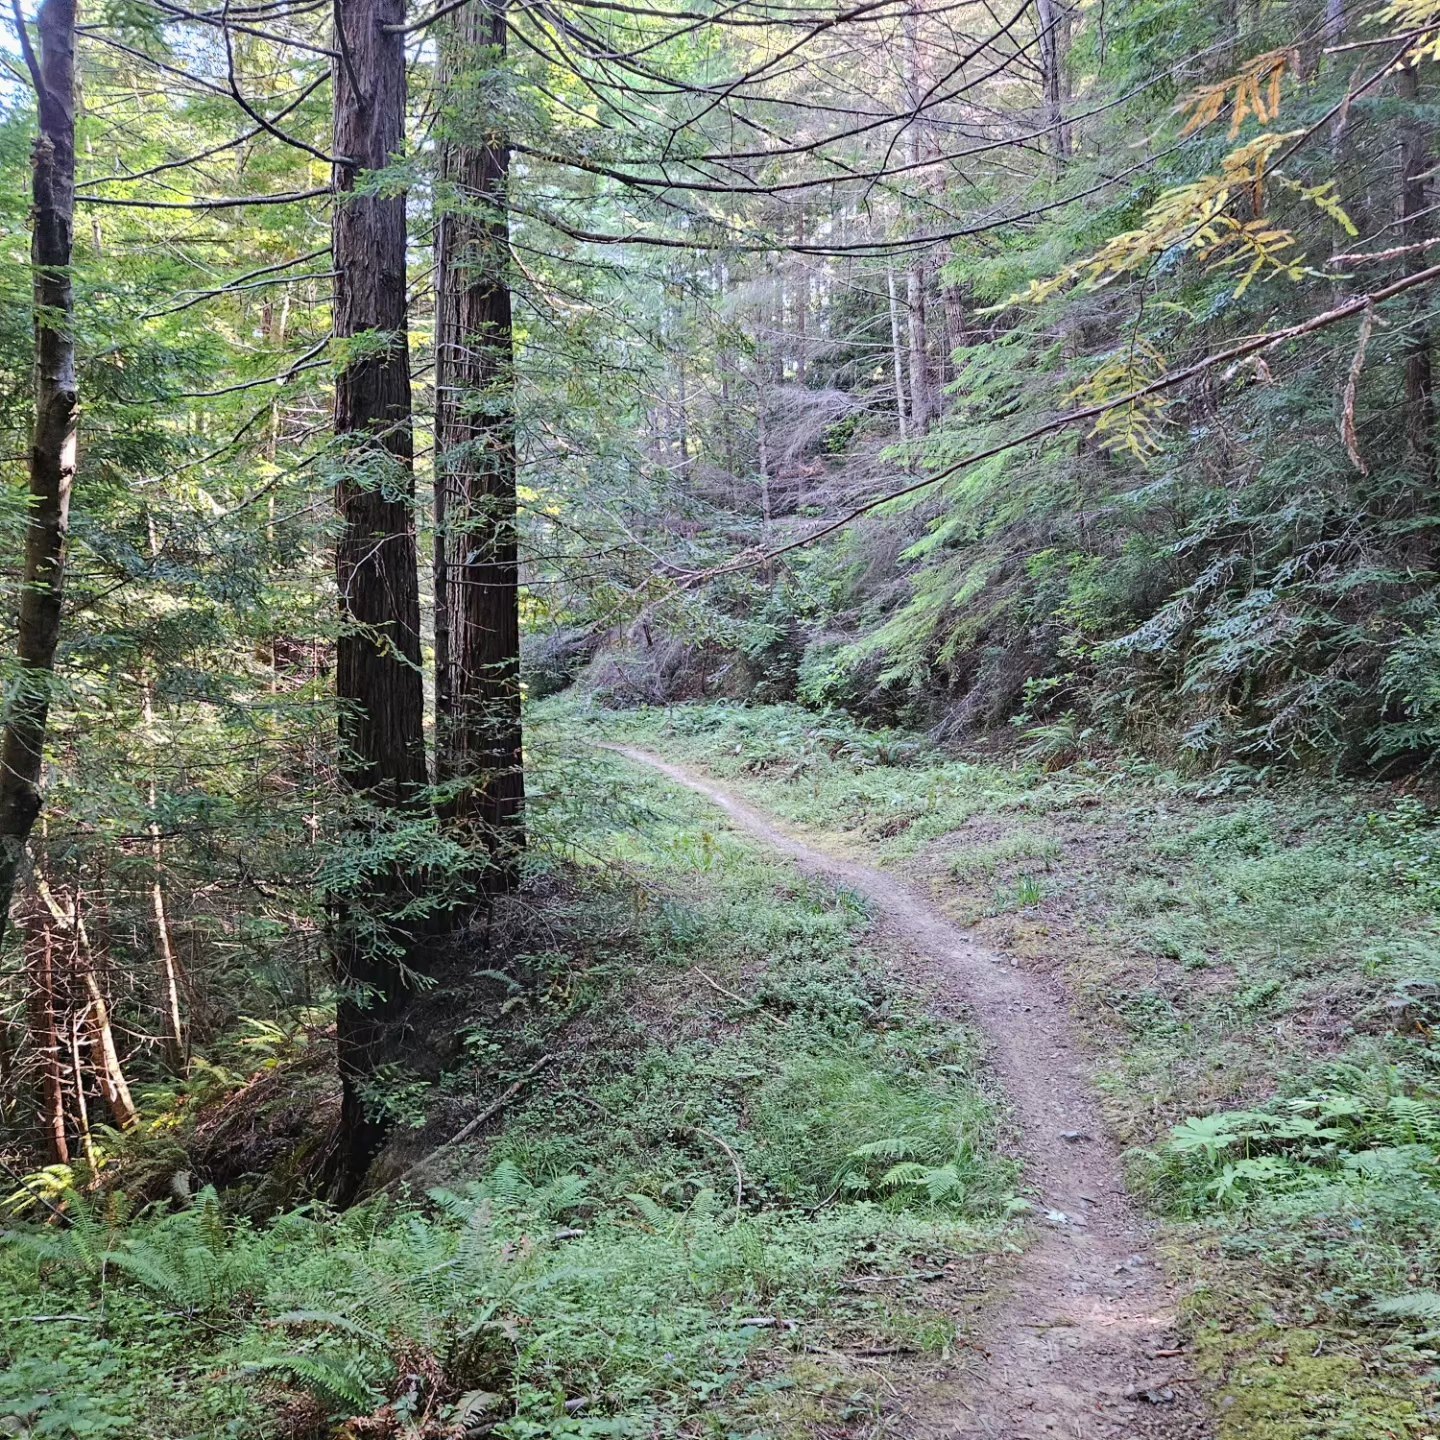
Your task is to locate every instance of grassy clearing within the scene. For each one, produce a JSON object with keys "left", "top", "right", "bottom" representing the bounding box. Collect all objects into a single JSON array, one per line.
[
  {"left": 0, "top": 735, "right": 1014, "bottom": 1439},
  {"left": 563, "top": 696, "right": 1440, "bottom": 1438}
]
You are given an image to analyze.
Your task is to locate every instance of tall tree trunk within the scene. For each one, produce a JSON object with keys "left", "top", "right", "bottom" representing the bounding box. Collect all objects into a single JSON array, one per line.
[
  {"left": 676, "top": 362, "right": 690, "bottom": 472},
  {"left": 757, "top": 372, "right": 774, "bottom": 581},
  {"left": 887, "top": 266, "right": 909, "bottom": 442},
  {"left": 68, "top": 1007, "right": 94, "bottom": 1169},
  {"left": 795, "top": 211, "right": 808, "bottom": 387},
  {"left": 1035, "top": 0, "right": 1071, "bottom": 167},
  {"left": 332, "top": 0, "right": 429, "bottom": 1194},
  {"left": 80, "top": 961, "right": 136, "bottom": 1130},
  {"left": 906, "top": 262, "right": 930, "bottom": 435},
  {"left": 941, "top": 285, "right": 968, "bottom": 383},
  {"left": 434, "top": 0, "right": 525, "bottom": 895},
  {"left": 903, "top": 1, "right": 931, "bottom": 434},
  {"left": 1398, "top": 64, "right": 1435, "bottom": 486},
  {"left": 1323, "top": 0, "right": 1343, "bottom": 44},
  {"left": 0, "top": 0, "right": 79, "bottom": 952}
]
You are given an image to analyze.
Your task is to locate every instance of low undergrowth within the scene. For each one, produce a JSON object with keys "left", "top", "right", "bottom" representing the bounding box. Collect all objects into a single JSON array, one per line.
[
  {"left": 567, "top": 696, "right": 1440, "bottom": 1437},
  {"left": 0, "top": 730, "right": 1014, "bottom": 1439}
]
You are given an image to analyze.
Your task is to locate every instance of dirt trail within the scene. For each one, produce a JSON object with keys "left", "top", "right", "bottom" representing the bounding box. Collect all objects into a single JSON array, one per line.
[{"left": 609, "top": 745, "right": 1210, "bottom": 1440}]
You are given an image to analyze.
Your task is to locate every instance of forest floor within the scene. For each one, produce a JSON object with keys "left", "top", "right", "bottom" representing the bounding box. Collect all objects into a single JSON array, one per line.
[
  {"left": 4, "top": 709, "right": 1025, "bottom": 1439},
  {"left": 567, "top": 699, "right": 1440, "bottom": 1440},
  {"left": 605, "top": 742, "right": 1208, "bottom": 1439},
  {"left": 7, "top": 699, "right": 1440, "bottom": 1439}
]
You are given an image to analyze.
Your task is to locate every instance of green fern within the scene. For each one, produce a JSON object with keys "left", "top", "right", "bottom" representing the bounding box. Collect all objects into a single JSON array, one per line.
[
  {"left": 847, "top": 1136, "right": 922, "bottom": 1161},
  {"left": 625, "top": 1193, "right": 675, "bottom": 1228},
  {"left": 877, "top": 1160, "right": 930, "bottom": 1189},
  {"left": 1372, "top": 1292, "right": 1440, "bottom": 1325},
  {"left": 246, "top": 1351, "right": 382, "bottom": 1416},
  {"left": 269, "top": 1310, "right": 386, "bottom": 1346},
  {"left": 2, "top": 1165, "right": 75, "bottom": 1219}
]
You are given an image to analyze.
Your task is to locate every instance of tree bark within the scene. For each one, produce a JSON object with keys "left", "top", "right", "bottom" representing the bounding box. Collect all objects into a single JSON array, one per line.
[
  {"left": 887, "top": 266, "right": 910, "bottom": 441},
  {"left": 433, "top": 0, "right": 525, "bottom": 894},
  {"left": 903, "top": 1, "right": 931, "bottom": 434},
  {"left": 80, "top": 961, "right": 136, "bottom": 1130},
  {"left": 675, "top": 353, "right": 690, "bottom": 473},
  {"left": 795, "top": 211, "right": 808, "bottom": 387},
  {"left": 757, "top": 369, "right": 774, "bottom": 581},
  {"left": 1035, "top": 0, "right": 1071, "bottom": 168},
  {"left": 1323, "top": 0, "right": 1344, "bottom": 44},
  {"left": 0, "top": 0, "right": 79, "bottom": 952},
  {"left": 33, "top": 871, "right": 136, "bottom": 1132},
  {"left": 1398, "top": 64, "right": 1435, "bottom": 486},
  {"left": 941, "top": 284, "right": 968, "bottom": 383},
  {"left": 906, "top": 262, "right": 931, "bottom": 435},
  {"left": 141, "top": 679, "right": 185, "bottom": 1075},
  {"left": 332, "top": 0, "right": 429, "bottom": 1194},
  {"left": 24, "top": 900, "right": 67, "bottom": 1163},
  {"left": 68, "top": 1007, "right": 94, "bottom": 1169}
]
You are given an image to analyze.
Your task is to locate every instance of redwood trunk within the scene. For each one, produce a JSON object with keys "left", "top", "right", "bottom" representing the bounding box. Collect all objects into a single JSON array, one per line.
[
  {"left": 332, "top": 0, "right": 428, "bottom": 1194},
  {"left": 434, "top": 0, "right": 525, "bottom": 892},
  {"left": 0, "top": 0, "right": 79, "bottom": 951}
]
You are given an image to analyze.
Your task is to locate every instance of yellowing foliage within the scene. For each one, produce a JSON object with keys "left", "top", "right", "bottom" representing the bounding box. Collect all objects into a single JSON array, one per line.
[
  {"left": 999, "top": 134, "right": 1355, "bottom": 309},
  {"left": 1066, "top": 341, "right": 1170, "bottom": 461},
  {"left": 1177, "top": 48, "right": 1299, "bottom": 138},
  {"left": 1373, "top": 0, "right": 1440, "bottom": 65}
]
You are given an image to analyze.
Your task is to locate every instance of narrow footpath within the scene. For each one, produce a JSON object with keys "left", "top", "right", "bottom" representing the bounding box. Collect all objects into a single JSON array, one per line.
[{"left": 609, "top": 744, "right": 1211, "bottom": 1440}]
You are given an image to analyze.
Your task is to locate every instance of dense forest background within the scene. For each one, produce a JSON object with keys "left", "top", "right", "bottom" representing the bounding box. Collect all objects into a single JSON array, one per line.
[{"left": 5, "top": 0, "right": 1440, "bottom": 1433}]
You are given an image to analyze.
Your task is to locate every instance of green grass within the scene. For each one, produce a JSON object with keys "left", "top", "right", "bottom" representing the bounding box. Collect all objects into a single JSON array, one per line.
[
  {"left": 559, "top": 696, "right": 1440, "bottom": 1437},
  {"left": 947, "top": 833, "right": 1061, "bottom": 877},
  {"left": 0, "top": 722, "right": 1015, "bottom": 1439}
]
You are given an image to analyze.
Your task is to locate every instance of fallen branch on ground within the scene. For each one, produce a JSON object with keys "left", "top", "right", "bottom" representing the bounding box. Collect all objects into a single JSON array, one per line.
[{"left": 379, "top": 1054, "right": 556, "bottom": 1194}]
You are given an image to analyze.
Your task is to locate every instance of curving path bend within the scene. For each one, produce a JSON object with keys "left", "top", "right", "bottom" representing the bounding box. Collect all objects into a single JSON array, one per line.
[{"left": 608, "top": 744, "right": 1211, "bottom": 1440}]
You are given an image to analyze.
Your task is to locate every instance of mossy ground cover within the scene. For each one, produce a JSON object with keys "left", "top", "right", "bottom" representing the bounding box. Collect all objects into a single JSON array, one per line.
[
  {"left": 565, "top": 697, "right": 1440, "bottom": 1438},
  {"left": 0, "top": 733, "right": 1015, "bottom": 1439}
]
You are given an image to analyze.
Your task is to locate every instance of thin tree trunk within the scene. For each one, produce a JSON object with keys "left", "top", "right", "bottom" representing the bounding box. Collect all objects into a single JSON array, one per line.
[
  {"left": 906, "top": 263, "right": 930, "bottom": 435},
  {"left": 796, "top": 211, "right": 808, "bottom": 387},
  {"left": 758, "top": 393, "right": 771, "bottom": 528},
  {"left": 903, "top": 1, "right": 931, "bottom": 434},
  {"left": 1398, "top": 64, "right": 1435, "bottom": 485},
  {"left": 887, "top": 267, "right": 909, "bottom": 441},
  {"left": 757, "top": 379, "right": 774, "bottom": 582},
  {"left": 69, "top": 1008, "right": 94, "bottom": 1169},
  {"left": 80, "top": 963, "right": 136, "bottom": 1130},
  {"left": 24, "top": 901, "right": 67, "bottom": 1163},
  {"left": 720, "top": 361, "right": 735, "bottom": 476},
  {"left": 433, "top": 0, "right": 525, "bottom": 893},
  {"left": 1035, "top": 0, "right": 1071, "bottom": 167},
  {"left": 717, "top": 259, "right": 736, "bottom": 476},
  {"left": 942, "top": 285, "right": 968, "bottom": 383},
  {"left": 332, "top": 0, "right": 429, "bottom": 1193},
  {"left": 33, "top": 871, "right": 137, "bottom": 1131},
  {"left": 141, "top": 679, "right": 185, "bottom": 1074},
  {"left": 0, "top": 0, "right": 79, "bottom": 951},
  {"left": 676, "top": 352, "right": 689, "bottom": 473},
  {"left": 1318, "top": 0, "right": 1344, "bottom": 71}
]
